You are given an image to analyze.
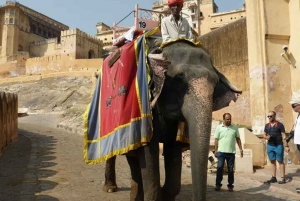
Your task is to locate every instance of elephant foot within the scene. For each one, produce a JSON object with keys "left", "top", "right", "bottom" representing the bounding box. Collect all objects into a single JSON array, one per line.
[
  {"left": 129, "top": 179, "right": 144, "bottom": 201},
  {"left": 162, "top": 187, "right": 176, "bottom": 201},
  {"left": 162, "top": 195, "right": 175, "bottom": 201},
  {"left": 103, "top": 184, "right": 118, "bottom": 193}
]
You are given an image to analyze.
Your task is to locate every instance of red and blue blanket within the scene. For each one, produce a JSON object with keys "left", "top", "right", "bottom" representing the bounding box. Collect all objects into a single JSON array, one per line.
[{"left": 84, "top": 30, "right": 156, "bottom": 164}]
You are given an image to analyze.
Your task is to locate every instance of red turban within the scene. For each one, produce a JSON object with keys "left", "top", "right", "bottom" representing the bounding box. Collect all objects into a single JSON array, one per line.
[{"left": 168, "top": 0, "right": 184, "bottom": 7}]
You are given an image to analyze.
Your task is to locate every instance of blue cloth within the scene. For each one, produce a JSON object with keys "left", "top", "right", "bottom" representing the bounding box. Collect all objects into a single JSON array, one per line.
[
  {"left": 216, "top": 152, "right": 235, "bottom": 188},
  {"left": 267, "top": 144, "right": 284, "bottom": 162}
]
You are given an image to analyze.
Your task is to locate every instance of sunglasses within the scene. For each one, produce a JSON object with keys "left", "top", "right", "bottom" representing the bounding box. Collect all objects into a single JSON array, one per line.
[
  {"left": 292, "top": 104, "right": 299, "bottom": 109},
  {"left": 267, "top": 115, "right": 274, "bottom": 118}
]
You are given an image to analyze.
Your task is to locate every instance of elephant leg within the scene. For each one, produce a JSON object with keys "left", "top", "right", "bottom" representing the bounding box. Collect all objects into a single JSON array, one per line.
[
  {"left": 103, "top": 156, "right": 118, "bottom": 193},
  {"left": 137, "top": 132, "right": 162, "bottom": 200},
  {"left": 126, "top": 155, "right": 144, "bottom": 201},
  {"left": 162, "top": 141, "right": 183, "bottom": 201}
]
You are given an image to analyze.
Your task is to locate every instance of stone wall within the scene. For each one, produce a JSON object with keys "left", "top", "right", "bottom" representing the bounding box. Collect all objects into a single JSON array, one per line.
[
  {"left": 25, "top": 56, "right": 103, "bottom": 75},
  {"left": 199, "top": 17, "right": 251, "bottom": 126},
  {"left": 0, "top": 92, "right": 18, "bottom": 157}
]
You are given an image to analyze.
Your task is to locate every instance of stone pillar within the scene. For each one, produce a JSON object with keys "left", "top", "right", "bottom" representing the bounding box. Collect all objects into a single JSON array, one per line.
[
  {"left": 289, "top": 0, "right": 300, "bottom": 123},
  {"left": 246, "top": 0, "right": 295, "bottom": 133},
  {"left": 246, "top": 0, "right": 268, "bottom": 134}
]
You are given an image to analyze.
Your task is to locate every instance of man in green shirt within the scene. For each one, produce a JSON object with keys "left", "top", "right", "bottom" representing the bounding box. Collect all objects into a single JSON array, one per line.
[{"left": 214, "top": 113, "right": 243, "bottom": 192}]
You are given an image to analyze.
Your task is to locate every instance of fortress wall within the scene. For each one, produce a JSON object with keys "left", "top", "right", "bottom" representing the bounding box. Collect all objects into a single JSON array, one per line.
[
  {"left": 29, "top": 38, "right": 60, "bottom": 57},
  {"left": 0, "top": 62, "right": 17, "bottom": 74},
  {"left": 25, "top": 56, "right": 103, "bottom": 75},
  {"left": 73, "top": 59, "right": 103, "bottom": 71},
  {"left": 61, "top": 28, "right": 103, "bottom": 59},
  {"left": 199, "top": 18, "right": 250, "bottom": 126},
  {"left": 0, "top": 71, "right": 93, "bottom": 84},
  {"left": 18, "top": 30, "right": 45, "bottom": 53},
  {"left": 0, "top": 92, "right": 18, "bottom": 157}
]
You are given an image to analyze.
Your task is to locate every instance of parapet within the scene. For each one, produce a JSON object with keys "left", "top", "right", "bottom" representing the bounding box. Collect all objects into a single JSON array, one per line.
[
  {"left": 30, "top": 38, "right": 58, "bottom": 46},
  {"left": 61, "top": 28, "right": 102, "bottom": 44}
]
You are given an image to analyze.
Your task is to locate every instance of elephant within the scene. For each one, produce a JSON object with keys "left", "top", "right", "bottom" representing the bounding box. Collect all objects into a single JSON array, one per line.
[{"left": 101, "top": 38, "right": 241, "bottom": 201}]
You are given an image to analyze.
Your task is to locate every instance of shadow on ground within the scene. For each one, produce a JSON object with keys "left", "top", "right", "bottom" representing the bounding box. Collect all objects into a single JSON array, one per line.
[
  {"left": 178, "top": 184, "right": 290, "bottom": 201},
  {"left": 0, "top": 129, "right": 59, "bottom": 201}
]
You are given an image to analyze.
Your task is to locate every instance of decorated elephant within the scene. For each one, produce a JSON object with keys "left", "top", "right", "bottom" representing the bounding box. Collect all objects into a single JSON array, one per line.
[{"left": 84, "top": 32, "right": 241, "bottom": 201}]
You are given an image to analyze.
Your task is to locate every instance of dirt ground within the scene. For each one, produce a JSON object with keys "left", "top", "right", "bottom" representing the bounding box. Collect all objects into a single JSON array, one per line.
[{"left": 2, "top": 77, "right": 300, "bottom": 200}]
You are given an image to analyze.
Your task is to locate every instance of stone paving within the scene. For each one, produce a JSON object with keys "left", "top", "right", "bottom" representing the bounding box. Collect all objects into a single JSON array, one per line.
[{"left": 1, "top": 114, "right": 300, "bottom": 201}]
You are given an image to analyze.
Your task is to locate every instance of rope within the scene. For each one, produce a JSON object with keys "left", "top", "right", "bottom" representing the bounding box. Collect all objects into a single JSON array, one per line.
[{"left": 114, "top": 10, "right": 135, "bottom": 27}]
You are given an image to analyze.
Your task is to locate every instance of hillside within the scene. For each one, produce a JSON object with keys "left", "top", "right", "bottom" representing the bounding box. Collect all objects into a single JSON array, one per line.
[{"left": 0, "top": 76, "right": 93, "bottom": 135}]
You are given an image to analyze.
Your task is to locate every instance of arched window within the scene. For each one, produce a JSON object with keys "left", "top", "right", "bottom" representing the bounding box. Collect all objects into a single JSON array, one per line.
[
  {"left": 38, "top": 27, "right": 42, "bottom": 35},
  {"left": 44, "top": 30, "right": 48, "bottom": 38},
  {"left": 88, "top": 50, "right": 95, "bottom": 59},
  {"left": 9, "top": 18, "right": 13, "bottom": 24},
  {"left": 18, "top": 45, "right": 23, "bottom": 51}
]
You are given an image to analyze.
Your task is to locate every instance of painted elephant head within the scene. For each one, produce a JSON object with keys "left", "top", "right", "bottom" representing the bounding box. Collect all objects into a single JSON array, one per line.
[{"left": 148, "top": 39, "right": 242, "bottom": 200}]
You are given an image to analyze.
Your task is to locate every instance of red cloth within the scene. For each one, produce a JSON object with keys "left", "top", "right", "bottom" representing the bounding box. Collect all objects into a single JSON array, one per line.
[
  {"left": 100, "top": 42, "right": 140, "bottom": 138},
  {"left": 168, "top": 0, "right": 183, "bottom": 7}
]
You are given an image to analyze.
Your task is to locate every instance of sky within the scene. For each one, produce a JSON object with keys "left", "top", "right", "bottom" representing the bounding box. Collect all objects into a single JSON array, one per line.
[{"left": 11, "top": 0, "right": 245, "bottom": 36}]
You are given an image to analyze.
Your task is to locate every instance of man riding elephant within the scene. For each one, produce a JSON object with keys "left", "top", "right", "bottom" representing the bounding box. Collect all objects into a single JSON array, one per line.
[
  {"left": 85, "top": 2, "right": 242, "bottom": 201},
  {"left": 161, "top": 0, "right": 193, "bottom": 42}
]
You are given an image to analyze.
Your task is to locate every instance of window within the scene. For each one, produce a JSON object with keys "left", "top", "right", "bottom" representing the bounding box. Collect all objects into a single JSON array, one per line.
[
  {"left": 193, "top": 23, "right": 197, "bottom": 28},
  {"left": 9, "top": 18, "right": 13, "bottom": 24},
  {"left": 200, "top": 12, "right": 203, "bottom": 17}
]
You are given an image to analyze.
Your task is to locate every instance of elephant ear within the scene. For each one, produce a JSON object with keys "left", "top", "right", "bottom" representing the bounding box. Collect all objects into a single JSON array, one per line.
[
  {"left": 213, "top": 67, "right": 242, "bottom": 111},
  {"left": 148, "top": 51, "right": 170, "bottom": 108}
]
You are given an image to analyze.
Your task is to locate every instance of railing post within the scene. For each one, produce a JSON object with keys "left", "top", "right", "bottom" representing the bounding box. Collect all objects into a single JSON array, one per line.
[
  {"left": 0, "top": 92, "right": 4, "bottom": 153},
  {"left": 13, "top": 94, "right": 18, "bottom": 141},
  {"left": 1, "top": 93, "right": 7, "bottom": 149},
  {"left": 6, "top": 93, "right": 12, "bottom": 144},
  {"left": 135, "top": 4, "right": 139, "bottom": 30},
  {"left": 113, "top": 22, "right": 116, "bottom": 40}
]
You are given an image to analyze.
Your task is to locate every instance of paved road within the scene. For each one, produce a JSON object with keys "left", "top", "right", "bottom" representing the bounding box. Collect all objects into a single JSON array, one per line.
[{"left": 1, "top": 114, "right": 300, "bottom": 201}]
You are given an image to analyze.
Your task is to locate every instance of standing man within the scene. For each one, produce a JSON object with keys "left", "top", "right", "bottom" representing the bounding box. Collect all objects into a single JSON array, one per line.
[
  {"left": 288, "top": 99, "right": 300, "bottom": 192},
  {"left": 214, "top": 113, "right": 243, "bottom": 192},
  {"left": 289, "top": 99, "right": 300, "bottom": 157},
  {"left": 263, "top": 111, "right": 289, "bottom": 184},
  {"left": 161, "top": 0, "right": 193, "bottom": 43}
]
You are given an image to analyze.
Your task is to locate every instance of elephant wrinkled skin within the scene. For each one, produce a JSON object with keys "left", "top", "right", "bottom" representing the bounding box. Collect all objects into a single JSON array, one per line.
[{"left": 102, "top": 39, "right": 242, "bottom": 201}]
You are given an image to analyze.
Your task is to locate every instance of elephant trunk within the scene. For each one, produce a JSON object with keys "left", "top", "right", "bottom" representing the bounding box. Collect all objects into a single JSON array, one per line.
[{"left": 182, "top": 77, "right": 214, "bottom": 201}]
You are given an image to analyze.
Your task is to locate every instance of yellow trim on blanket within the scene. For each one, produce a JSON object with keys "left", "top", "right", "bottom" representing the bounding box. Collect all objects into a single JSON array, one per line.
[
  {"left": 85, "top": 139, "right": 150, "bottom": 164},
  {"left": 83, "top": 102, "right": 91, "bottom": 163},
  {"left": 160, "top": 38, "right": 202, "bottom": 48},
  {"left": 94, "top": 114, "right": 152, "bottom": 141}
]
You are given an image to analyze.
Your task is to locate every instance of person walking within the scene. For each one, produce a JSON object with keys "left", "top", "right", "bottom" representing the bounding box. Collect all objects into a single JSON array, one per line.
[
  {"left": 214, "top": 113, "right": 243, "bottom": 192},
  {"left": 263, "top": 111, "right": 289, "bottom": 184}
]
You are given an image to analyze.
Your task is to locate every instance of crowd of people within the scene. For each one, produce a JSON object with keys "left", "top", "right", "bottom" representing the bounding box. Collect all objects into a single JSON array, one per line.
[
  {"left": 213, "top": 99, "right": 300, "bottom": 191},
  {"left": 163, "top": 0, "right": 300, "bottom": 193}
]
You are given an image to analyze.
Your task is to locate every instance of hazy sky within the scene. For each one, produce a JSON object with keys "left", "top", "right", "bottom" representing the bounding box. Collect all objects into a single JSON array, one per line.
[{"left": 14, "top": 0, "right": 245, "bottom": 35}]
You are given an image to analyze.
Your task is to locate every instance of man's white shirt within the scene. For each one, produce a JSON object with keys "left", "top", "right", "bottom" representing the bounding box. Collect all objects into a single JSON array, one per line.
[
  {"left": 161, "top": 15, "right": 193, "bottom": 43},
  {"left": 293, "top": 114, "right": 300, "bottom": 144}
]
